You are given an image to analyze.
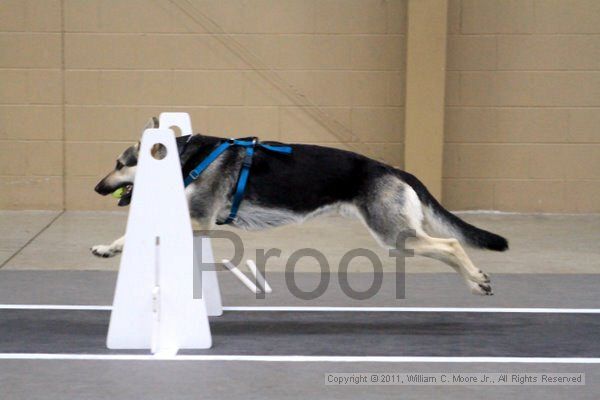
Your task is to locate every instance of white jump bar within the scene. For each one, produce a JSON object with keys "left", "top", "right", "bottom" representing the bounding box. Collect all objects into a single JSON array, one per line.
[{"left": 222, "top": 259, "right": 261, "bottom": 294}]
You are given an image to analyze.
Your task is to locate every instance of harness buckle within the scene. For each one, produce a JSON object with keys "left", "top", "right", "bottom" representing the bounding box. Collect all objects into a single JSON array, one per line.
[{"left": 189, "top": 170, "right": 200, "bottom": 180}]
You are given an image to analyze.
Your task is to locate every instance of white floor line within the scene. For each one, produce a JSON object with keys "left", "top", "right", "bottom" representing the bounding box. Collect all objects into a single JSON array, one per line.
[
  {"left": 0, "top": 305, "right": 112, "bottom": 311},
  {"left": 1, "top": 304, "right": 600, "bottom": 313},
  {"left": 0, "top": 353, "right": 599, "bottom": 363},
  {"left": 222, "top": 306, "right": 600, "bottom": 314}
]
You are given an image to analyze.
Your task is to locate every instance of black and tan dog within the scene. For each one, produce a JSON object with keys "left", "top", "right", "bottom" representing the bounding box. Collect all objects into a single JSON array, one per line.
[{"left": 93, "top": 118, "right": 507, "bottom": 295}]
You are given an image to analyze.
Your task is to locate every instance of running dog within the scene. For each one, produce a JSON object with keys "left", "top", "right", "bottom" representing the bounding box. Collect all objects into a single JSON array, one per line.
[{"left": 92, "top": 118, "right": 508, "bottom": 295}]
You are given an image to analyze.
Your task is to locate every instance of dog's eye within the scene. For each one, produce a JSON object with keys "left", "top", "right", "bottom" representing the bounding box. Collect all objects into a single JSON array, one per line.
[{"left": 115, "top": 161, "right": 124, "bottom": 170}]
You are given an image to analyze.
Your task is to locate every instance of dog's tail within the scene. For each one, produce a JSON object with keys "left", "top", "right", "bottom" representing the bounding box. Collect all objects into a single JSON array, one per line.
[{"left": 398, "top": 171, "right": 509, "bottom": 251}]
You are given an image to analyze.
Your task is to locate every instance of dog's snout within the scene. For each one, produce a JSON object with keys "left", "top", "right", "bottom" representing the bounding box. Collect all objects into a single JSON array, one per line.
[{"left": 95, "top": 180, "right": 111, "bottom": 195}]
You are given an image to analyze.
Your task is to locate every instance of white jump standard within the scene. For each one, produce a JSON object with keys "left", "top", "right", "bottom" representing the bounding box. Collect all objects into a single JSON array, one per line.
[{"left": 106, "top": 113, "right": 274, "bottom": 355}]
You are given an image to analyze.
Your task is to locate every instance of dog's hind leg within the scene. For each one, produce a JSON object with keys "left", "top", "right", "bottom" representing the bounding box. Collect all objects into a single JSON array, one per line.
[
  {"left": 409, "top": 234, "right": 492, "bottom": 295},
  {"left": 357, "top": 177, "right": 492, "bottom": 295},
  {"left": 91, "top": 235, "right": 125, "bottom": 258}
]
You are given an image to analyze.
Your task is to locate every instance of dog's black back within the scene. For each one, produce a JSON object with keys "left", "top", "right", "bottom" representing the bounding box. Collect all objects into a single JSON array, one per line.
[{"left": 178, "top": 134, "right": 391, "bottom": 214}]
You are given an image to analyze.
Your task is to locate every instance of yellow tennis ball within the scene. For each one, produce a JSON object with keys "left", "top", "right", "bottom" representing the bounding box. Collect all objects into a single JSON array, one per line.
[{"left": 112, "top": 187, "right": 125, "bottom": 198}]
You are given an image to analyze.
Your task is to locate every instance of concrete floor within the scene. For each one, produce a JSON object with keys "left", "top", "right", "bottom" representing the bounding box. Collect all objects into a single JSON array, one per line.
[
  {"left": 0, "top": 211, "right": 60, "bottom": 266},
  {"left": 1, "top": 210, "right": 599, "bottom": 399},
  {"left": 1, "top": 360, "right": 596, "bottom": 400},
  {"left": 1, "top": 211, "right": 599, "bottom": 273},
  {"left": 3, "top": 270, "right": 600, "bottom": 308}
]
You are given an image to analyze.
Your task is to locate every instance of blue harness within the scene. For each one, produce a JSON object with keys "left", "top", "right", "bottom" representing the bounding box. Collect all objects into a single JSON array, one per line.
[{"left": 183, "top": 137, "right": 292, "bottom": 225}]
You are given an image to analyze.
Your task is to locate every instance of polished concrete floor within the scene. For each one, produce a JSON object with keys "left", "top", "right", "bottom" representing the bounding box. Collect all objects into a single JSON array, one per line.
[
  {"left": 1, "top": 211, "right": 599, "bottom": 274},
  {"left": 0, "top": 211, "right": 599, "bottom": 399},
  {"left": 1, "top": 360, "right": 596, "bottom": 400}
]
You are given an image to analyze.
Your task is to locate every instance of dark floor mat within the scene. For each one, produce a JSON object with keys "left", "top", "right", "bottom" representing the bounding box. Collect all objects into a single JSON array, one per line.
[{"left": 0, "top": 309, "right": 598, "bottom": 357}]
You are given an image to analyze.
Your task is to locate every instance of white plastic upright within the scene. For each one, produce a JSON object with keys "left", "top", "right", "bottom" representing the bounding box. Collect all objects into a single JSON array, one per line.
[
  {"left": 193, "top": 233, "right": 223, "bottom": 316},
  {"left": 159, "top": 112, "right": 223, "bottom": 317},
  {"left": 107, "top": 128, "right": 212, "bottom": 354},
  {"left": 159, "top": 112, "right": 193, "bottom": 136}
]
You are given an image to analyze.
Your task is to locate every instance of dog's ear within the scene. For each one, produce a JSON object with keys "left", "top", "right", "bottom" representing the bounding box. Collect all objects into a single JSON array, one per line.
[
  {"left": 142, "top": 117, "right": 160, "bottom": 130},
  {"left": 150, "top": 143, "right": 167, "bottom": 160}
]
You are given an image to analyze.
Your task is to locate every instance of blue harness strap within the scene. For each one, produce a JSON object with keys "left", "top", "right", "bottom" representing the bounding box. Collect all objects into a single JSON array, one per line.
[
  {"left": 183, "top": 140, "right": 233, "bottom": 187},
  {"left": 183, "top": 137, "right": 292, "bottom": 225},
  {"left": 222, "top": 142, "right": 255, "bottom": 225}
]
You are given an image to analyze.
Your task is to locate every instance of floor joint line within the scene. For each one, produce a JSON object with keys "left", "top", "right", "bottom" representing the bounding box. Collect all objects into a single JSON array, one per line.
[{"left": 0, "top": 211, "right": 65, "bottom": 270}]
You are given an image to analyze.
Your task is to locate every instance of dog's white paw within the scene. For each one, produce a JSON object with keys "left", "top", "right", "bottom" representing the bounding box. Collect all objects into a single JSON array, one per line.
[
  {"left": 91, "top": 245, "right": 118, "bottom": 258},
  {"left": 470, "top": 269, "right": 491, "bottom": 284},
  {"left": 468, "top": 280, "right": 494, "bottom": 296}
]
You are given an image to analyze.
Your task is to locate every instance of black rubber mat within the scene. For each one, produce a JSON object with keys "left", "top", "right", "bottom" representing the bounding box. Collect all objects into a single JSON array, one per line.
[{"left": 1, "top": 309, "right": 599, "bottom": 357}]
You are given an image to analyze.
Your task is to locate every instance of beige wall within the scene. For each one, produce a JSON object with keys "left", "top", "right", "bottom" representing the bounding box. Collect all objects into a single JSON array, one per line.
[
  {"left": 0, "top": 0, "right": 406, "bottom": 210},
  {"left": 0, "top": 0, "right": 64, "bottom": 209},
  {"left": 443, "top": 0, "right": 600, "bottom": 213},
  {"left": 1, "top": 0, "right": 599, "bottom": 213}
]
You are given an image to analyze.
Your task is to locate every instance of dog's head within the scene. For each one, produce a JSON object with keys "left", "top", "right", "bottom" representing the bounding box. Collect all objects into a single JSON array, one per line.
[
  {"left": 94, "top": 117, "right": 159, "bottom": 206},
  {"left": 94, "top": 142, "right": 139, "bottom": 206}
]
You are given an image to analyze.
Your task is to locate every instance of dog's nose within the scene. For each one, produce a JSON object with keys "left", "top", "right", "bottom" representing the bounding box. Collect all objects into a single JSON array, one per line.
[{"left": 95, "top": 182, "right": 109, "bottom": 195}]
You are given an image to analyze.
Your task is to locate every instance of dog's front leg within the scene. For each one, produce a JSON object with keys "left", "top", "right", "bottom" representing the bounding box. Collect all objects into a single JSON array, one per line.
[{"left": 91, "top": 235, "right": 125, "bottom": 258}]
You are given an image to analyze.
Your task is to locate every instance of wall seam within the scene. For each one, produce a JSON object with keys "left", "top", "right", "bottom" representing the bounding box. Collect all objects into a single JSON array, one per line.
[{"left": 59, "top": 0, "right": 67, "bottom": 210}]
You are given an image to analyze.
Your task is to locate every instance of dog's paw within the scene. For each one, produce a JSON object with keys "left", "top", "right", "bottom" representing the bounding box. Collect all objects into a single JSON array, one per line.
[
  {"left": 468, "top": 280, "right": 494, "bottom": 296},
  {"left": 470, "top": 269, "right": 491, "bottom": 284},
  {"left": 91, "top": 245, "right": 117, "bottom": 258}
]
